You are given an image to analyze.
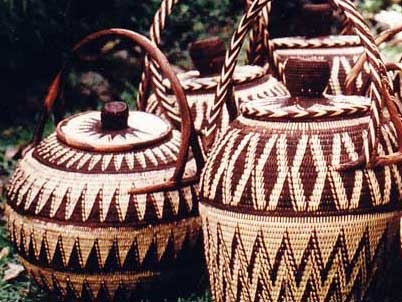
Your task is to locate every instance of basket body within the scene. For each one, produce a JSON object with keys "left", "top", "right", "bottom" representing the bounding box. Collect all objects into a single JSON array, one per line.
[
  {"left": 270, "top": 36, "right": 369, "bottom": 95},
  {"left": 199, "top": 115, "right": 402, "bottom": 301},
  {"left": 6, "top": 114, "right": 203, "bottom": 301}
]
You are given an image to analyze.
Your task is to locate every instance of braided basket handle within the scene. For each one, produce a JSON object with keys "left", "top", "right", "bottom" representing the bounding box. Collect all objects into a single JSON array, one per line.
[
  {"left": 205, "top": 0, "right": 402, "bottom": 169},
  {"left": 245, "top": 0, "right": 271, "bottom": 66},
  {"left": 136, "top": 0, "right": 179, "bottom": 114},
  {"left": 31, "top": 28, "right": 203, "bottom": 182}
]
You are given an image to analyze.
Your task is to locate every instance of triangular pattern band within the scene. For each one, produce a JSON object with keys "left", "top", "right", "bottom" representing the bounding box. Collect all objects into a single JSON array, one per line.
[
  {"left": 199, "top": 202, "right": 401, "bottom": 302},
  {"left": 6, "top": 205, "right": 204, "bottom": 299}
]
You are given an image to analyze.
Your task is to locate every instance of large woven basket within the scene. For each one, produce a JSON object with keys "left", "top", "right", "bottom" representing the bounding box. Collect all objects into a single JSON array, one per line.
[
  {"left": 247, "top": 0, "right": 402, "bottom": 96},
  {"left": 5, "top": 29, "right": 205, "bottom": 302},
  {"left": 199, "top": 1, "right": 402, "bottom": 301},
  {"left": 135, "top": 0, "right": 289, "bottom": 156}
]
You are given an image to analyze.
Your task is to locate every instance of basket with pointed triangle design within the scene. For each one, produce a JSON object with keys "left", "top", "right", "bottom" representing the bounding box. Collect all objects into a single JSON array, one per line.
[
  {"left": 5, "top": 29, "right": 206, "bottom": 302},
  {"left": 199, "top": 1, "right": 402, "bottom": 301}
]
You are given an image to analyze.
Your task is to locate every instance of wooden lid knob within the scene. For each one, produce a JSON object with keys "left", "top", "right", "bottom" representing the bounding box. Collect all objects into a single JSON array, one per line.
[
  {"left": 301, "top": 3, "right": 332, "bottom": 37},
  {"left": 101, "top": 101, "right": 129, "bottom": 131},
  {"left": 284, "top": 58, "right": 330, "bottom": 98},
  {"left": 189, "top": 37, "right": 226, "bottom": 76}
]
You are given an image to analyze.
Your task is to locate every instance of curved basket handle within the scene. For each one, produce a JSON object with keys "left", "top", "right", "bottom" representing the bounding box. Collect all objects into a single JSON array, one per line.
[
  {"left": 203, "top": 0, "right": 271, "bottom": 148},
  {"left": 136, "top": 0, "right": 180, "bottom": 113},
  {"left": 245, "top": 0, "right": 271, "bottom": 66},
  {"left": 31, "top": 28, "right": 204, "bottom": 183},
  {"left": 345, "top": 24, "right": 402, "bottom": 95},
  {"left": 205, "top": 0, "right": 402, "bottom": 169}
]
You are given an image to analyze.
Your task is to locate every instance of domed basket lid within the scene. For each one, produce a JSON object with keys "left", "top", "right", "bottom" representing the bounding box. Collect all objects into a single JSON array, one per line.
[
  {"left": 271, "top": 35, "right": 361, "bottom": 49},
  {"left": 241, "top": 58, "right": 371, "bottom": 121},
  {"left": 56, "top": 102, "right": 172, "bottom": 152}
]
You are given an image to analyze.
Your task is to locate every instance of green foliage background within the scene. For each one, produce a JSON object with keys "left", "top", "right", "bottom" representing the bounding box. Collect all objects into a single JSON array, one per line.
[{"left": 0, "top": 0, "right": 242, "bottom": 126}]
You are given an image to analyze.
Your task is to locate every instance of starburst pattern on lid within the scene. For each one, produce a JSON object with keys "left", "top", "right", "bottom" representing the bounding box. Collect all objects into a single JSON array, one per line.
[{"left": 56, "top": 111, "right": 172, "bottom": 152}]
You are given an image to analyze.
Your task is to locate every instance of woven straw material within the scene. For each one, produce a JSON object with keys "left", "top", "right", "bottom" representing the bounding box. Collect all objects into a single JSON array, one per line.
[
  {"left": 241, "top": 95, "right": 371, "bottom": 120},
  {"left": 7, "top": 133, "right": 199, "bottom": 224},
  {"left": 147, "top": 72, "right": 288, "bottom": 135},
  {"left": 270, "top": 36, "right": 369, "bottom": 95},
  {"left": 199, "top": 0, "right": 402, "bottom": 301},
  {"left": 6, "top": 205, "right": 203, "bottom": 300},
  {"left": 201, "top": 116, "right": 402, "bottom": 213},
  {"left": 199, "top": 202, "right": 401, "bottom": 302},
  {"left": 6, "top": 123, "right": 202, "bottom": 299}
]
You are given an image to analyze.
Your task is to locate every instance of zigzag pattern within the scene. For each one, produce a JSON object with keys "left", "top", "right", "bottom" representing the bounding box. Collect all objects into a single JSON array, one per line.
[
  {"left": 201, "top": 117, "right": 402, "bottom": 212},
  {"left": 7, "top": 206, "right": 201, "bottom": 273},
  {"left": 7, "top": 206, "right": 203, "bottom": 300},
  {"left": 199, "top": 203, "right": 401, "bottom": 302},
  {"left": 7, "top": 148, "right": 198, "bottom": 223},
  {"left": 158, "top": 66, "right": 267, "bottom": 92},
  {"left": 33, "top": 133, "right": 183, "bottom": 173},
  {"left": 335, "top": 0, "right": 396, "bottom": 164},
  {"left": 271, "top": 36, "right": 361, "bottom": 49},
  {"left": 246, "top": 0, "right": 271, "bottom": 66}
]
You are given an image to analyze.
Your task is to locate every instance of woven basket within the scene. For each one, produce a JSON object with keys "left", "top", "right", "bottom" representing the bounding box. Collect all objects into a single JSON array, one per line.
[
  {"left": 135, "top": 0, "right": 289, "bottom": 156},
  {"left": 199, "top": 1, "right": 402, "bottom": 301},
  {"left": 5, "top": 29, "right": 206, "bottom": 302},
  {"left": 247, "top": 1, "right": 402, "bottom": 96}
]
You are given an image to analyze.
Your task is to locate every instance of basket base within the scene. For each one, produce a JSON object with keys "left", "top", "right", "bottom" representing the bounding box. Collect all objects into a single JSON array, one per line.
[{"left": 21, "top": 257, "right": 207, "bottom": 302}]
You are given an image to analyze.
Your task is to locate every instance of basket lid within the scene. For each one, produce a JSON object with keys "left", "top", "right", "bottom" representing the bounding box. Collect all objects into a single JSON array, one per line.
[
  {"left": 271, "top": 35, "right": 361, "bottom": 49},
  {"left": 163, "top": 65, "right": 266, "bottom": 93},
  {"left": 241, "top": 58, "right": 371, "bottom": 121},
  {"left": 56, "top": 102, "right": 172, "bottom": 152}
]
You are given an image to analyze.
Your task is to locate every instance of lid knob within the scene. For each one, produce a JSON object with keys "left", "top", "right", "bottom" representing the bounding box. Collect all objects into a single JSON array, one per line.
[
  {"left": 189, "top": 36, "right": 226, "bottom": 76},
  {"left": 301, "top": 3, "right": 332, "bottom": 37},
  {"left": 284, "top": 58, "right": 330, "bottom": 98},
  {"left": 101, "top": 101, "right": 129, "bottom": 131}
]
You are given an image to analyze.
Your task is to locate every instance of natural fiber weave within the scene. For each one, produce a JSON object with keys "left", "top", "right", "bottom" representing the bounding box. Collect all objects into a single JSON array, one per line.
[
  {"left": 138, "top": 0, "right": 289, "bottom": 131},
  {"left": 6, "top": 205, "right": 203, "bottom": 300},
  {"left": 147, "top": 69, "right": 288, "bottom": 135},
  {"left": 199, "top": 203, "right": 401, "bottom": 302},
  {"left": 6, "top": 29, "right": 206, "bottom": 302},
  {"left": 269, "top": 36, "right": 369, "bottom": 95},
  {"left": 201, "top": 115, "right": 402, "bottom": 213},
  {"left": 199, "top": 1, "right": 402, "bottom": 301}
]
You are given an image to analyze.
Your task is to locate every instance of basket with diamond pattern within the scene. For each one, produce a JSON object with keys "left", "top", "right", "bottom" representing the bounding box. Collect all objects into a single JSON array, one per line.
[{"left": 199, "top": 1, "right": 402, "bottom": 301}]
